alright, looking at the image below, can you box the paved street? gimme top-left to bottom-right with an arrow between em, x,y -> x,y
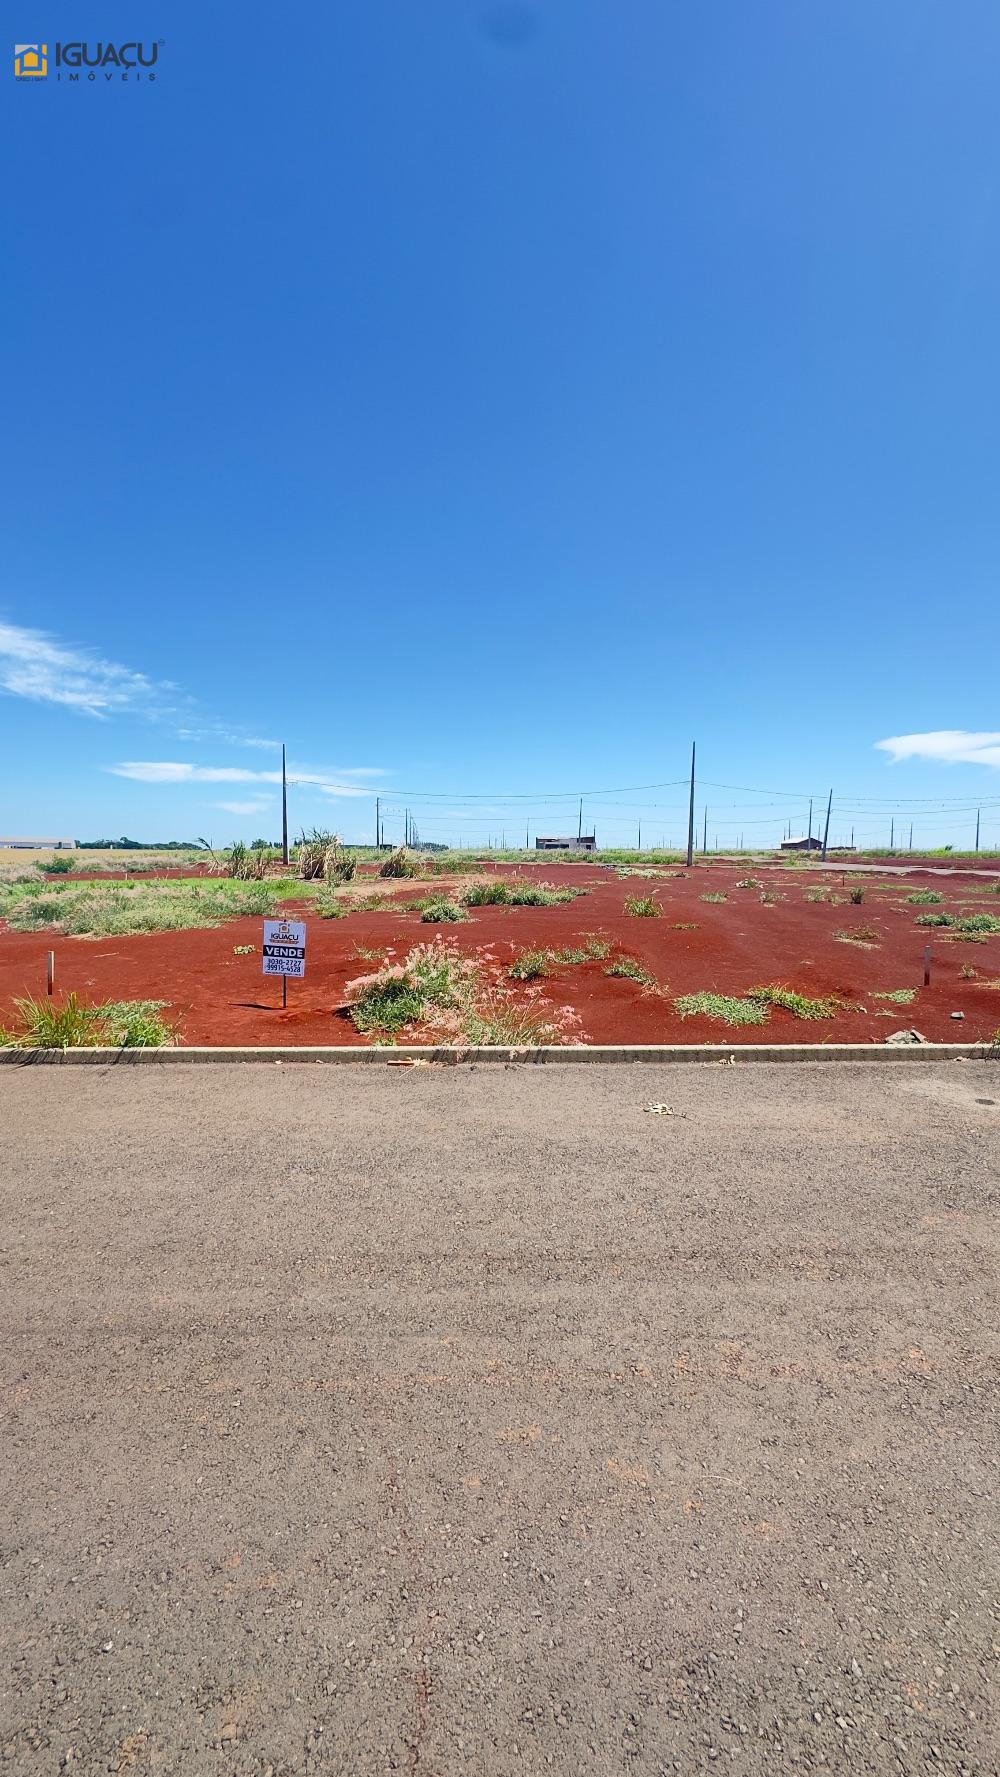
1,1062 -> 998,1775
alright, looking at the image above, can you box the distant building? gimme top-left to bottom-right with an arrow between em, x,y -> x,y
535,835 -> 596,852
780,835 -> 823,852
0,836 -> 76,850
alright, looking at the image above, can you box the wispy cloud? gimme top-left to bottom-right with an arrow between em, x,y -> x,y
0,620 -> 171,719
214,798 -> 274,816
109,760 -> 385,796
876,730 -> 1000,769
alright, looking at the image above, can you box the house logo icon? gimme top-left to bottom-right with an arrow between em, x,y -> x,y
14,42 -> 47,76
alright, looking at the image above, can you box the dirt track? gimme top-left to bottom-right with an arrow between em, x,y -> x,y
2,1061 -> 998,1775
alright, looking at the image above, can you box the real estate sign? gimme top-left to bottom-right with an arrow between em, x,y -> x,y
262,918 -> 306,980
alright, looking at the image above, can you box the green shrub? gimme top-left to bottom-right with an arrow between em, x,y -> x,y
420,900 -> 467,923
625,895 -> 659,918
849,887 -> 865,905
34,855 -> 75,875
907,890 -> 943,905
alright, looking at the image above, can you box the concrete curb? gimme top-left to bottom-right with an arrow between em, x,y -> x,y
0,1042 -> 996,1067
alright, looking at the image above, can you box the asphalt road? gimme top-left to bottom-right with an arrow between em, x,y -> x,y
2,1061 -> 998,1777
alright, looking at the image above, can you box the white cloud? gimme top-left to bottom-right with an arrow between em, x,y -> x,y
109,760 -> 384,795
0,620 -> 166,719
111,762 -> 277,784
876,730 -> 1000,769
214,798 -> 274,816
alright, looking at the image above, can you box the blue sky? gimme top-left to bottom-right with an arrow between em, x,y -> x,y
2,0 -> 999,849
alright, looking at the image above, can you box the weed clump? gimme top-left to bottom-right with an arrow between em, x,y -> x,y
420,900 -> 467,923
605,958 -> 656,986
0,994 -> 174,1049
625,895 -> 660,918
673,992 -> 769,1027
378,847 -> 420,879
748,984 -> 839,1020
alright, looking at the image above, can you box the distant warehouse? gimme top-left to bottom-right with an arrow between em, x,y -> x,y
0,837 -> 76,850
780,835 -> 823,852
535,835 -> 596,853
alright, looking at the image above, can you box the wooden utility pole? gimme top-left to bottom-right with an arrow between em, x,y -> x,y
821,788 -> 833,861
281,744 -> 289,866
807,797 -> 813,844
375,796 -> 380,849
686,742 -> 696,868
976,808 -> 981,852
890,817 -> 894,850
578,797 -> 583,839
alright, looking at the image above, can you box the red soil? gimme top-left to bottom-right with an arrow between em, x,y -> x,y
2,862 -> 999,1047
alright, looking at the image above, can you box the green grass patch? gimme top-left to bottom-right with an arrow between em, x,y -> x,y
345,940 -> 576,1046
0,878 -> 295,937
0,994 -> 174,1049
674,991 -> 769,1027
907,889 -> 943,904
459,878 -> 583,908
699,891 -> 728,904
872,987 -> 917,1005
915,911 -> 1000,934
833,924 -> 881,947
509,936 -> 610,979
605,957 -> 657,986
624,895 -> 660,917
748,984 -> 839,1020
509,948 -> 551,980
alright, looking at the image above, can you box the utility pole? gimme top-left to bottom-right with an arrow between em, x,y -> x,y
821,788 -> 833,861
890,817 -> 894,850
281,743 -> 289,866
976,808 -> 981,852
375,796 -> 380,850
638,820 -> 641,852
525,822 -> 529,850
686,742 -> 696,868
909,822 -> 913,850
703,807 -> 708,853
807,797 -> 813,845
578,797 -> 583,839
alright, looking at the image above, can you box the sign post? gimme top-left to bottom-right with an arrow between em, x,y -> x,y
262,917 -> 306,1009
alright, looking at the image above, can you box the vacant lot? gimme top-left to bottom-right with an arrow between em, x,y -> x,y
1,1061 -> 998,1774
2,860 -> 1000,1046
